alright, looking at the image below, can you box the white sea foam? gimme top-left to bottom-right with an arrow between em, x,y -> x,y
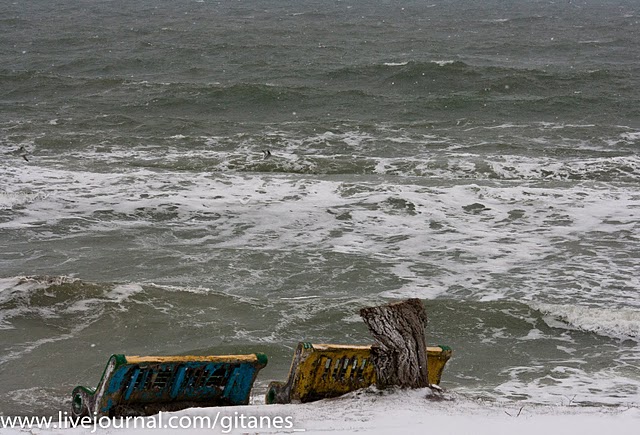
431,60 -> 456,66
0,276 -> 78,295
0,276 -> 77,330
0,277 -> 21,294
1,144 -> 639,315
481,18 -> 510,23
483,123 -> 530,129
493,364 -> 640,406
621,131 -> 640,142
0,190 -> 49,209
279,295 -> 322,300
578,39 -> 611,44
533,303 -> 640,342
105,283 -> 145,304
2,387 -> 65,412
0,331 -> 81,366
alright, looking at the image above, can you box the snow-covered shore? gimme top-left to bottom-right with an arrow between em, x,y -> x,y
2,389 -> 638,435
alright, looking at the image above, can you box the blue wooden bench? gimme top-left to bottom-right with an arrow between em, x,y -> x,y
71,353 -> 267,417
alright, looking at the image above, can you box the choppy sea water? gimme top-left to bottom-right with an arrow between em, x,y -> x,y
1,0 -> 639,417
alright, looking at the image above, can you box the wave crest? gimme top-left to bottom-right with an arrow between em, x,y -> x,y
534,303 -> 640,342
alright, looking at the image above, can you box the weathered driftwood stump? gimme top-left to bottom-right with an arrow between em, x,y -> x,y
359,298 -> 429,389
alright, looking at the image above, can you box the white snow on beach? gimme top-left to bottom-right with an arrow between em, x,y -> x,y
1,389 -> 638,435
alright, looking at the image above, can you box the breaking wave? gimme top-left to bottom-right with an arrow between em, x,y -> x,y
534,303 -> 640,342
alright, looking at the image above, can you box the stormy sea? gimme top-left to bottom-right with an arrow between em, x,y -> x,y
1,0 -> 638,417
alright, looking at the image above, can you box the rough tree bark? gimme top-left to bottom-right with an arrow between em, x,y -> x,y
359,298 -> 429,389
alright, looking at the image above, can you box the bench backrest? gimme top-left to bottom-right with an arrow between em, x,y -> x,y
266,343 -> 451,404
72,353 -> 267,417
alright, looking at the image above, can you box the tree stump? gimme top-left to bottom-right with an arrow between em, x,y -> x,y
359,298 -> 429,389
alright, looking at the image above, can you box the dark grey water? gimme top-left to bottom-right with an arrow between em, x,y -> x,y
1,0 -> 639,417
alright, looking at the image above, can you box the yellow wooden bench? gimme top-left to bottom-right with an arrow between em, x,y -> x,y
72,353 -> 267,417
265,343 -> 452,404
